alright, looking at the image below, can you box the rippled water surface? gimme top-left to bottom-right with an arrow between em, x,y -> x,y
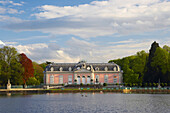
0,93 -> 169,113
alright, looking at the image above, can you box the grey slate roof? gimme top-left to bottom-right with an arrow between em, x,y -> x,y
45,62 -> 120,72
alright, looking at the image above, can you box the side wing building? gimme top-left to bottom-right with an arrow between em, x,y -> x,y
44,61 -> 123,85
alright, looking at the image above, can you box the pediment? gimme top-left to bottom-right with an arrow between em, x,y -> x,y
74,69 -> 91,72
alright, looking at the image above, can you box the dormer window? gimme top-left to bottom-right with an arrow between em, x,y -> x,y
95,67 -> 99,71
68,67 -> 72,71
87,66 -> 90,70
51,67 -> 54,71
104,67 -> 108,71
113,66 -> 118,71
59,67 -> 63,71
77,67 -> 80,70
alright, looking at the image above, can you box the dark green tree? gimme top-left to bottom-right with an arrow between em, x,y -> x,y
143,41 -> 160,83
151,47 -> 169,83
39,63 -> 47,70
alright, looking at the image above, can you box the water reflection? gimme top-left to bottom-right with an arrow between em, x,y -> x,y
0,93 -> 169,113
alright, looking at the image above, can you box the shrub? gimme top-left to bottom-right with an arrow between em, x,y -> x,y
156,83 -> 159,86
133,83 -> 136,86
153,83 -> 156,87
149,83 -> 152,87
139,83 -> 142,87
26,77 -> 40,85
116,83 -> 119,86
80,83 -> 83,86
129,83 -> 132,87
125,83 -> 128,86
161,83 -> 164,87
103,83 -> 107,86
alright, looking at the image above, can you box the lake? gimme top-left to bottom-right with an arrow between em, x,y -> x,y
0,93 -> 169,113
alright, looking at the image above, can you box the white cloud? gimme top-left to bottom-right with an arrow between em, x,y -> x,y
13,43 -> 80,63
0,15 -> 22,23
0,0 -> 24,6
0,6 -> 24,14
0,40 -> 5,45
3,0 -> 170,38
4,37 -> 169,63
4,41 -> 18,45
108,39 -> 135,44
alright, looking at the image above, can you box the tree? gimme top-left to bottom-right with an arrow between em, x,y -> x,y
26,77 -> 40,85
109,52 -> 147,84
33,62 -> 44,84
163,45 -> 170,53
151,47 -> 169,82
131,50 -> 148,83
39,63 -> 47,70
144,41 -> 160,83
20,53 -> 34,84
0,46 -> 24,85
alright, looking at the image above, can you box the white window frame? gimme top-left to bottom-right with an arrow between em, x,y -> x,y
50,75 -> 54,84
104,75 -> 108,83
59,75 -> 63,84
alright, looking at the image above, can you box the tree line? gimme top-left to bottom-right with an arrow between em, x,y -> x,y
109,41 -> 170,86
0,46 -> 47,86
0,41 -> 169,87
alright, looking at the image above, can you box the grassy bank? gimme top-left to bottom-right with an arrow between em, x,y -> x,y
0,88 -> 170,94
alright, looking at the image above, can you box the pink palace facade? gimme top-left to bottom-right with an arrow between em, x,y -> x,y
44,61 -> 123,85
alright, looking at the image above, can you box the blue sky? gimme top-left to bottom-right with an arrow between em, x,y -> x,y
0,0 -> 170,63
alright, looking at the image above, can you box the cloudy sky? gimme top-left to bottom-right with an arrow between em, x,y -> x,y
0,0 -> 170,63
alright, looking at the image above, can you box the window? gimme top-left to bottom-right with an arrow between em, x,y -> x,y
95,67 -> 99,71
113,75 -> 117,83
105,67 -> 108,71
104,75 -> 108,83
59,75 -> 63,84
59,67 -> 63,71
95,75 -> 99,83
113,66 -> 118,71
50,75 -> 54,84
51,67 -> 54,71
87,76 -> 90,84
68,75 -> 72,84
82,76 -> 86,84
68,67 -> 72,71
87,67 -> 90,70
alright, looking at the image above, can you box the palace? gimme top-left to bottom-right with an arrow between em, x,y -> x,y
44,61 -> 123,85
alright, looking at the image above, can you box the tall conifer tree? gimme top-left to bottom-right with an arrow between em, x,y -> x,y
144,41 -> 159,83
